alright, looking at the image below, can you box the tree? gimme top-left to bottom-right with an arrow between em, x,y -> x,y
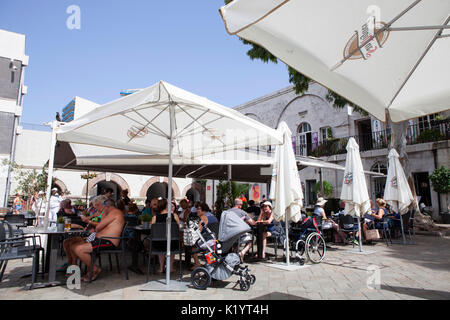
2,160 -> 54,209
224,0 -> 440,230
215,181 -> 250,216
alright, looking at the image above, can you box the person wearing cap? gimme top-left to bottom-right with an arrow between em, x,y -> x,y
315,197 -> 346,244
256,201 -> 275,260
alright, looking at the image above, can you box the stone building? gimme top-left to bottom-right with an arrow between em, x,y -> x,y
234,82 -> 449,220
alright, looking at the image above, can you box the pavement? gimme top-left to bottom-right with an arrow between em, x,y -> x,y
0,234 -> 449,300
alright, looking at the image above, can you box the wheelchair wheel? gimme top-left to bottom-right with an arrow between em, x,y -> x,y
191,267 -> 211,290
306,232 -> 326,263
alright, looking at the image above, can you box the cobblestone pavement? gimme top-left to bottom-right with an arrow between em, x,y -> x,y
0,234 -> 449,300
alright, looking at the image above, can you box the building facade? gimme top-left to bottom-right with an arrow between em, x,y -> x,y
0,29 -> 29,207
234,82 -> 449,220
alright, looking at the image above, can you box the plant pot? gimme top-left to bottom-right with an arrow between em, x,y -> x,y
57,223 -> 65,232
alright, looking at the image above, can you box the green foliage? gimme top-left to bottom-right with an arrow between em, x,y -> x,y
416,129 -> 445,144
429,166 -> 450,194
57,216 -> 65,224
139,214 -> 153,222
314,180 -> 333,197
73,199 -> 86,206
215,181 -> 250,214
2,160 -> 51,199
310,137 -> 348,157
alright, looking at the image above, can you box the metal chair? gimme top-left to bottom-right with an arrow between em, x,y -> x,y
88,223 -> 129,282
0,221 -> 43,290
338,215 -> 359,247
145,222 -> 182,282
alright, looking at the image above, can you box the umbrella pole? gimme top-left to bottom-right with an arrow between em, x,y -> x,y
357,215 -> 363,252
44,121 -> 57,229
398,206 -> 406,245
285,211 -> 290,265
165,103 -> 175,286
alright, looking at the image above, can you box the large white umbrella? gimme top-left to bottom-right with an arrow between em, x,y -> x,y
220,0 -> 450,122
52,80 -> 283,290
340,137 -> 371,252
269,121 -> 303,267
384,148 -> 414,243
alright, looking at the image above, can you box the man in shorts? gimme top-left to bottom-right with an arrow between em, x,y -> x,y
71,196 -> 124,282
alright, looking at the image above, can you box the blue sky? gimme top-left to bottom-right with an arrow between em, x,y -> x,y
0,0 -> 290,124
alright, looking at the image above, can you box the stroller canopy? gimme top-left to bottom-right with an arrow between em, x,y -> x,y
218,210 -> 251,242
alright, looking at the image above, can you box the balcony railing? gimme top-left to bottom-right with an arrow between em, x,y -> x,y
293,118 -> 449,157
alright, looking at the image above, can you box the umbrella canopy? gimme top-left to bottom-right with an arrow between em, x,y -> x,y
269,121 -> 303,223
340,137 -> 371,217
220,0 -> 450,122
56,80 -> 283,155
384,148 -> 414,215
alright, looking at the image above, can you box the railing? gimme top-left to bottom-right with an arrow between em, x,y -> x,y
293,118 -> 449,157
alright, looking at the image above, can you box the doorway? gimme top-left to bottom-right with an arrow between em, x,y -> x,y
413,172 -> 432,207
357,119 -> 373,151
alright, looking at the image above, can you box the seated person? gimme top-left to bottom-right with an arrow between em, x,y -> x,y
229,198 -> 256,261
141,199 -> 153,218
151,198 -> 181,273
363,198 -> 387,243
255,201 -> 275,260
69,197 -> 124,282
314,197 -> 346,243
246,200 -> 260,220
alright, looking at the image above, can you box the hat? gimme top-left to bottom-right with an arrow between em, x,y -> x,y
51,187 -> 58,192
262,201 -> 272,208
38,191 -> 45,195
316,197 -> 328,206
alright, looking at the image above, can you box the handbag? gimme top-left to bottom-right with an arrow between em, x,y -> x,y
365,229 -> 380,241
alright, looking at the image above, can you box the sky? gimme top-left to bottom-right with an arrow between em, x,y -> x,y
0,0 -> 291,125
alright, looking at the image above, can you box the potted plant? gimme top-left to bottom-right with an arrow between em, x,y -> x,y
140,214 -> 152,229
56,216 -> 65,232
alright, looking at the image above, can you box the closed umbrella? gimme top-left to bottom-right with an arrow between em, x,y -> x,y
384,148 -> 414,244
220,0 -> 450,122
340,138 -> 371,252
269,121 -> 304,267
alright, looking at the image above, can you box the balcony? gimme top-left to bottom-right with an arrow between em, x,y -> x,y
292,118 -> 449,157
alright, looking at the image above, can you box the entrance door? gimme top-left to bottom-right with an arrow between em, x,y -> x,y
413,172 -> 432,206
306,180 -> 317,206
357,119 -> 373,151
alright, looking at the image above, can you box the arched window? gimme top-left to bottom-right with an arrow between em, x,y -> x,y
371,162 -> 387,199
296,122 -> 312,156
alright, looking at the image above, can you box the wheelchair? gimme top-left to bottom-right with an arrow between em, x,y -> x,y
283,216 -> 326,265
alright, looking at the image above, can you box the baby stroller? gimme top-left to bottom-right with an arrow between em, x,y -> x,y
190,210 -> 256,291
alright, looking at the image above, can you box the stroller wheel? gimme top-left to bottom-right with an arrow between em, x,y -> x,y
239,279 -> 250,291
246,274 -> 256,285
191,267 -> 211,290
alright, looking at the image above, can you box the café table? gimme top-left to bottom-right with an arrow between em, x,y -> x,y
22,226 -> 87,289
128,225 -> 152,275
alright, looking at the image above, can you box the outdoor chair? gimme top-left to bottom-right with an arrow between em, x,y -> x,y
372,215 -> 393,246
4,214 -> 26,237
338,215 -> 359,247
145,222 -> 182,282
88,223 -> 129,282
0,221 -> 44,290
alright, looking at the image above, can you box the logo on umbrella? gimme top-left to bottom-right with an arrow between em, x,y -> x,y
391,177 -> 398,188
343,20 -> 390,60
127,126 -> 149,139
344,173 -> 353,185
